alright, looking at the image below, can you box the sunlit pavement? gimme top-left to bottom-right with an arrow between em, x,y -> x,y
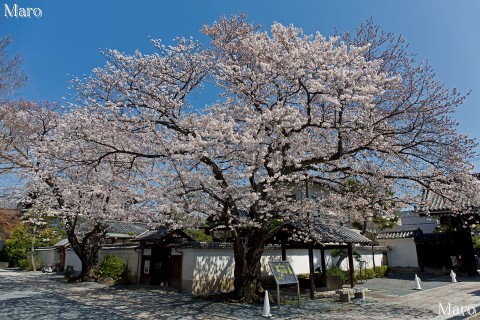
0,269 -> 479,319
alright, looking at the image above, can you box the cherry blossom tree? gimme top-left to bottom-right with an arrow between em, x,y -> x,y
60,16 -> 478,301
0,37 -> 145,279
1,103 -> 101,277
0,36 -> 26,102
23,164 -> 140,278
0,35 -> 28,198
0,100 -> 145,279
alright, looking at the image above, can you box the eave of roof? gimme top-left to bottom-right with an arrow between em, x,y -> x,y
276,221 -> 371,246
376,229 -> 422,239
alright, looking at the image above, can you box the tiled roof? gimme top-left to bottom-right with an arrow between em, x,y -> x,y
106,221 -> 149,236
376,229 -> 422,239
180,242 -> 285,250
101,243 -> 140,250
53,238 -> 69,247
355,245 -> 389,252
415,232 -> 456,245
421,187 -> 479,214
312,223 -> 371,244
135,227 -> 194,243
135,227 -> 171,241
287,220 -> 371,245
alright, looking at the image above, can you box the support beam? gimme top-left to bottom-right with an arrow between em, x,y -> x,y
320,247 -> 326,278
347,243 -> 355,288
308,243 -> 315,299
281,237 -> 287,261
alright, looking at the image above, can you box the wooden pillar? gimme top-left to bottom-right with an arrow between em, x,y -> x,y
320,247 -> 326,277
281,237 -> 287,261
308,243 -> 315,299
347,243 -> 355,288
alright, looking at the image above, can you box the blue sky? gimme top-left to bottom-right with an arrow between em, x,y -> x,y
2,0 -> 480,164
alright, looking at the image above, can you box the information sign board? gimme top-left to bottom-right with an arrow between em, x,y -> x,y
269,261 -> 298,285
268,261 -> 300,308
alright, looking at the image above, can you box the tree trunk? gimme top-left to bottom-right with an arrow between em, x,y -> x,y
30,225 -> 37,271
232,228 -> 266,302
335,250 -> 347,268
371,244 -> 376,269
66,219 -> 106,281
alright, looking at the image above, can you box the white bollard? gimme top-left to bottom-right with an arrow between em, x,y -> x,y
450,270 -> 457,283
262,290 -> 272,318
414,274 -> 422,290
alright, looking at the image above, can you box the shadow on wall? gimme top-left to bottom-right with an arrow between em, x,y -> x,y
192,255 -> 234,293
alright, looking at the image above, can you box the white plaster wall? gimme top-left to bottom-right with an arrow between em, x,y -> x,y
64,248 -> 140,281
36,249 -> 55,267
180,248 -> 235,293
320,249 -> 384,271
64,248 -> 82,272
181,248 -> 234,282
182,247 -> 328,282
261,249 -> 323,275
358,249 -> 384,269
181,248 -> 326,292
378,238 -> 418,268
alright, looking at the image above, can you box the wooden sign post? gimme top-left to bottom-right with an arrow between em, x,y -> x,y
268,261 -> 301,308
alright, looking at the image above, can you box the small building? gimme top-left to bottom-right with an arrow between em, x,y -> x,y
376,229 -> 423,272
36,238 -> 69,270
135,220 -> 374,293
36,220 -> 149,280
39,219 -> 380,294
376,209 -> 478,275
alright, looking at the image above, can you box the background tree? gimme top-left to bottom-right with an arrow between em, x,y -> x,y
0,36 -> 28,203
0,36 -> 26,102
4,219 -> 64,270
23,162 -> 142,279
4,225 -> 30,268
35,16 -> 480,301
0,37 -> 142,279
20,197 -> 66,271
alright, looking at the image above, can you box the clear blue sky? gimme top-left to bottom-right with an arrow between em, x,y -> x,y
2,0 -> 480,163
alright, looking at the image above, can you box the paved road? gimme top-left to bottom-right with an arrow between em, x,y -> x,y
0,269 -> 479,319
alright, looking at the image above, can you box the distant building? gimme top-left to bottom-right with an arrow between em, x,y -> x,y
377,209 -> 478,275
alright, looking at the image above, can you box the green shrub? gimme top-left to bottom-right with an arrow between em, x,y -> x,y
355,266 -> 390,280
5,226 -> 30,266
374,266 -> 389,277
16,256 -> 41,271
184,228 -> 213,243
17,258 -> 31,270
99,254 -> 126,280
326,266 -> 349,284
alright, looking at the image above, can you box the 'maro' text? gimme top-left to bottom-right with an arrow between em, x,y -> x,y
5,4 -> 43,18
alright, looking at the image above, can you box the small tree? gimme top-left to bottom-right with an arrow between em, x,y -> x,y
4,226 -> 30,268
22,208 -> 65,271
330,248 -> 361,268
4,217 -> 64,270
